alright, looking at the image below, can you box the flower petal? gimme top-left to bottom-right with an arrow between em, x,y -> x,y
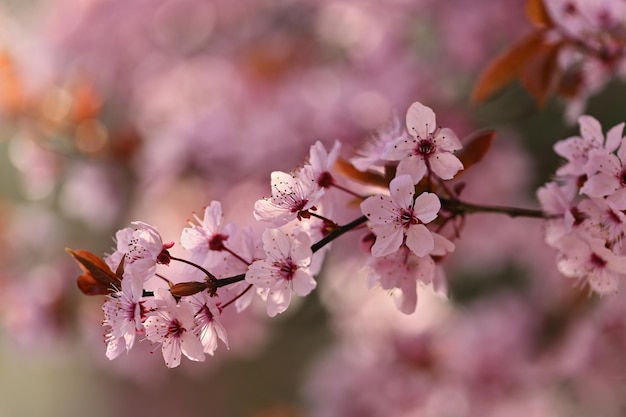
406,101 -> 436,138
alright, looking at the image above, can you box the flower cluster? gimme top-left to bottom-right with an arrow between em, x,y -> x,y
70,101 -> 471,367
538,115 -> 626,294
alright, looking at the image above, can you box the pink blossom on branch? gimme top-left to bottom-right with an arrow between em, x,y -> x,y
360,174 -> 441,258
383,101 -> 464,184
245,229 -> 315,317
106,221 -> 174,280
102,269 -> 146,360
143,288 -> 205,368
253,168 -> 325,227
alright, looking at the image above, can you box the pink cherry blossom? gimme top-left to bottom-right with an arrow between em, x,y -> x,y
143,288 -> 205,368
106,221 -> 174,280
351,115 -> 404,172
383,101 -> 463,183
553,116 -> 622,180
187,292 -> 229,356
180,201 -> 236,270
306,140 -> 341,189
365,233 -> 453,314
253,168 -> 325,227
245,229 -> 315,317
556,234 -> 626,295
581,133 -> 626,209
102,270 -> 146,360
360,175 -> 441,258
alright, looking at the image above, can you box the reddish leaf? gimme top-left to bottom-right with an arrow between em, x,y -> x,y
471,30 -> 547,103
519,40 -> 563,107
66,248 -> 121,296
526,0 -> 553,28
335,157 -> 389,189
70,80 -> 102,123
170,281 -> 210,297
455,130 -> 497,176
0,50 -> 25,114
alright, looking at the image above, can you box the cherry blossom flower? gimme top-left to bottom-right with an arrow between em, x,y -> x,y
537,181 -> 581,246
102,270 -> 146,360
556,234 -> 626,295
187,292 -> 228,356
306,140 -> 341,189
351,115 -> 404,171
143,288 -> 205,368
581,132 -> 626,209
245,229 -> 315,317
383,101 -> 463,184
360,175 -> 441,258
253,168 -> 325,227
365,232 -> 454,314
106,221 -> 174,280
180,201 -> 237,270
553,116 -> 622,182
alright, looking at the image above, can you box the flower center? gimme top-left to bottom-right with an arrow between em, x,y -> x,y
399,208 -> 417,228
209,233 -> 228,251
415,139 -> 435,156
317,171 -> 334,188
589,253 -> 607,269
167,318 -> 186,338
275,258 -> 298,280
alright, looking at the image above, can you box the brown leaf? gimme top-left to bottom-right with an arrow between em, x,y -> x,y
335,157 -> 389,189
471,30 -> 547,103
526,0 -> 553,28
170,281 -> 210,297
66,248 -> 121,295
456,130 -> 497,175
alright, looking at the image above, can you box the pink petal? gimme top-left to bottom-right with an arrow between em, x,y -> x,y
578,115 -> 603,145
581,173 -> 619,197
606,122 -> 625,153
291,269 -> 317,296
405,224 -> 434,257
429,152 -> 464,180
389,175 -> 415,210
396,156 -> 427,184
370,225 -> 403,257
412,192 -> 440,224
180,333 -> 206,363
162,337 -> 183,368
435,127 -> 462,151
406,101 -> 436,138
266,284 -> 291,317
361,194 -> 397,224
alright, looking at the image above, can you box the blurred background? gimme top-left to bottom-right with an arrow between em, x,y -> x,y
3,0 -> 626,416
